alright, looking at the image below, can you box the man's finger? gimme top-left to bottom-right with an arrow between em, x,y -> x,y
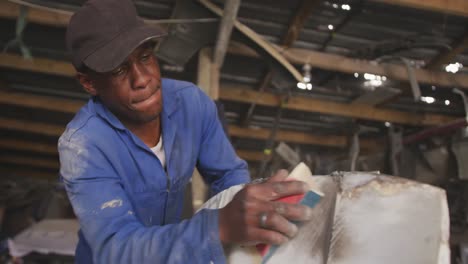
267,169 -> 289,183
246,180 -> 308,201
255,212 -> 298,238
245,227 -> 289,246
273,202 -> 313,222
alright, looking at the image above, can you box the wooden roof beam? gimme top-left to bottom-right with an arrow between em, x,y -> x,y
0,53 -> 75,77
0,117 -> 64,137
2,2 -> 468,89
227,44 -> 468,90
0,66 -> 459,127
0,136 -> 267,164
0,1 -> 71,27
0,90 -> 83,113
0,167 -> 57,180
227,43 -> 468,90
236,150 -> 268,162
241,0 -> 319,127
427,30 -> 468,70
281,0 -> 320,47
0,138 -> 57,155
220,85 -> 458,126
370,0 -> 468,17
0,90 -> 386,149
0,155 -> 59,170
0,133 -> 267,163
229,125 -> 380,150
212,0 -> 241,67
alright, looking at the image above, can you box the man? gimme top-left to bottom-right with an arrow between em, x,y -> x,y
58,0 -> 313,263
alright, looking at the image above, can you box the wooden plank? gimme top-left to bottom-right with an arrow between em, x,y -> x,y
0,167 -> 57,180
227,43 -> 468,90
0,1 -> 71,27
0,155 -> 59,170
3,22 -> 466,92
0,117 -> 64,137
220,86 -> 457,126
198,0 -> 303,82
0,53 -> 75,77
196,47 -> 220,100
0,90 -> 83,114
197,48 -> 213,95
1,82 -> 459,128
229,125 -> 380,150
0,139 -> 57,155
236,150 -> 268,162
241,0 -> 319,126
352,87 -> 401,106
3,1 -> 467,89
0,135 -> 264,173
427,32 -> 468,70
278,46 -> 468,90
371,0 -> 468,17
213,0 -> 241,66
0,90 -> 381,149
282,0 -> 320,46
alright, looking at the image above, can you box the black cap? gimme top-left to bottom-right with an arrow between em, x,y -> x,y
66,0 -> 167,73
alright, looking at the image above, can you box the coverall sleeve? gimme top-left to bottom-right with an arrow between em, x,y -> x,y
59,136 -> 225,264
195,89 -> 251,195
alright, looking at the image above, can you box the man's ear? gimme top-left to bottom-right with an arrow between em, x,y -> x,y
77,72 -> 98,96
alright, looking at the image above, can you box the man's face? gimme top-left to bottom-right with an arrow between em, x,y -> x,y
87,42 -> 162,126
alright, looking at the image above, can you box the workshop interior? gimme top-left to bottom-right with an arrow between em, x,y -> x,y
0,0 -> 467,263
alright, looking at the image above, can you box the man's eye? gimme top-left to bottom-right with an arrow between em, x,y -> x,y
112,66 -> 126,76
141,54 -> 151,62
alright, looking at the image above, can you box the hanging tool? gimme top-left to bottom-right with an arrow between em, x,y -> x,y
453,88 -> 468,137
257,96 -> 288,178
389,125 -> 403,176
349,126 -> 360,171
3,5 -> 32,59
377,56 -> 421,102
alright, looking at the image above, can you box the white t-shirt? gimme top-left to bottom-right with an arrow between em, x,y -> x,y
150,135 -> 166,168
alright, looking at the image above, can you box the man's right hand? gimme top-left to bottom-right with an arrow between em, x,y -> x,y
218,169 -> 313,246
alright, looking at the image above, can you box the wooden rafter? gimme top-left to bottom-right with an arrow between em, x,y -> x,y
0,167 -> 57,180
0,1 -> 71,27
281,0 -> 320,47
290,46 -> 468,89
229,125 -> 380,150
0,155 -> 59,170
227,44 -> 468,90
213,0 -> 241,67
3,0 -> 466,28
0,53 -> 75,77
427,31 -> 468,70
2,1 -> 467,89
199,0 -> 303,82
370,0 -> 468,17
0,134 -> 268,163
0,117 -> 64,137
0,55 -> 460,126
241,0 -> 319,127
0,90 -> 82,113
0,90 -> 382,149
236,150 -> 267,162
0,139 -> 57,155
220,85 -> 458,126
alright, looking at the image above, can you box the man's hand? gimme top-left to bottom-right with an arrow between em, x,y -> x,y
218,169 -> 313,246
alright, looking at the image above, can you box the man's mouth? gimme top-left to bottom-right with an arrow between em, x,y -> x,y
130,87 -> 161,110
132,89 -> 156,104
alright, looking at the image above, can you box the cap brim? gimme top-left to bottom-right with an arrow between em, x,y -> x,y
83,22 -> 167,73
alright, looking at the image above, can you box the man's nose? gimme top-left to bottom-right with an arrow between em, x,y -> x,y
130,63 -> 151,89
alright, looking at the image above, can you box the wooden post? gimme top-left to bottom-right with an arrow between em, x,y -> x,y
190,47 -> 221,212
